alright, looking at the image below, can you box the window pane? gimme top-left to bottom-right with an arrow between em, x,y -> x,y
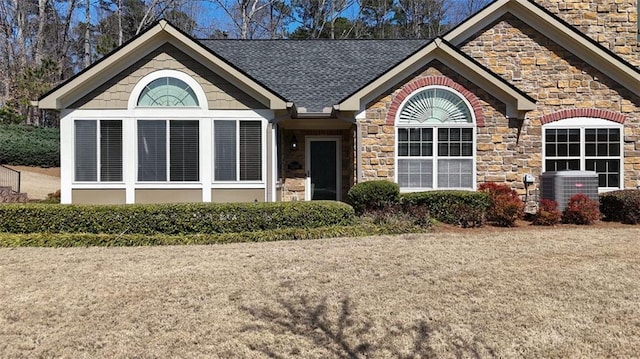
397,159 -> 432,188
100,120 -> 122,182
546,159 -> 580,171
398,128 -> 408,141
138,121 -> 166,181
214,121 -> 236,181
398,143 -> 408,156
170,120 -> 199,181
438,159 -> 473,188
75,120 -> 97,181
545,143 -> 556,157
240,121 -> 262,181
568,143 -> 580,156
586,159 -> 620,187
410,143 -> 421,156
138,77 -> 198,106
585,143 -> 596,156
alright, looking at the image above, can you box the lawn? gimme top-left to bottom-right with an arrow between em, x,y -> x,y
1,226 -> 639,358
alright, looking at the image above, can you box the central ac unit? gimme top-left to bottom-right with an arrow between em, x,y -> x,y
540,171 -> 599,211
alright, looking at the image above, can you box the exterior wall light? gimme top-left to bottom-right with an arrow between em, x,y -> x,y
290,135 -> 298,150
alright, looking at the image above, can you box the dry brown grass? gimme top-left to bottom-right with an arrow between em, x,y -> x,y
1,227 -> 639,358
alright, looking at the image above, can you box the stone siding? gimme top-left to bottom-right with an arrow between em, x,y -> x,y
462,13 -> 640,189
360,12 -> 640,195
536,0 -> 639,66
72,43 -> 265,110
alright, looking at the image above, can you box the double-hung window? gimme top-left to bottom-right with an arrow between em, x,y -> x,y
75,120 -> 122,182
544,118 -> 622,189
137,120 -> 199,182
214,120 -> 262,182
396,87 -> 475,190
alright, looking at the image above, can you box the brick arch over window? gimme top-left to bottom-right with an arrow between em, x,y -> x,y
541,109 -> 626,125
385,76 -> 485,126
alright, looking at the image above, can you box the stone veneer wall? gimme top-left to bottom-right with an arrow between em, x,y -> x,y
360,12 -> 640,194
536,0 -> 639,66
279,128 -> 354,201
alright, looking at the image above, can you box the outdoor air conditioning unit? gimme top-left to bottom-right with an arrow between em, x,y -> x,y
540,171 -> 599,211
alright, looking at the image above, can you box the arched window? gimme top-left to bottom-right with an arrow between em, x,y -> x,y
137,77 -> 199,107
396,86 -> 475,190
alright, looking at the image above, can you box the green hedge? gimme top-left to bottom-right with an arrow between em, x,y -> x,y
347,180 -> 400,214
600,190 -> 640,224
0,201 -> 355,234
401,190 -> 490,227
0,223 -> 424,247
0,124 -> 60,167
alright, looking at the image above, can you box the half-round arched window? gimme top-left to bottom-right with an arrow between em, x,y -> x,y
396,86 -> 475,190
137,77 -> 199,107
398,87 -> 472,124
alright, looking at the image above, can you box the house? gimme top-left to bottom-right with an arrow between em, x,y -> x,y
37,0 -> 640,205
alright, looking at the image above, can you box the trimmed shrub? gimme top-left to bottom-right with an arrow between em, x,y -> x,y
0,124 -> 60,167
362,203 -> 432,231
401,190 -> 489,227
600,189 -> 640,224
0,201 -> 355,234
0,223 -> 425,248
562,193 -> 601,225
478,182 -> 524,227
532,199 -> 562,226
347,180 -> 400,214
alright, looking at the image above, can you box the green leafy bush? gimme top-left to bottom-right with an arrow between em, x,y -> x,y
401,190 -> 490,227
347,180 -> 400,214
600,190 -> 640,224
0,201 -> 354,234
0,223 -> 424,247
0,124 -> 60,167
532,199 -> 562,226
562,194 -> 601,225
478,182 -> 524,227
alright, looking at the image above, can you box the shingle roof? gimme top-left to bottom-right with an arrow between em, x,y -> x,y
200,39 -> 429,112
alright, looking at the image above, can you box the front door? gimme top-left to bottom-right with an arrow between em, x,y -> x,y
306,137 -> 341,201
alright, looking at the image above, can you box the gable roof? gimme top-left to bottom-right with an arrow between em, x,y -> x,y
443,0 -> 640,94
37,20 -> 288,110
337,38 -> 537,118
201,39 -> 428,113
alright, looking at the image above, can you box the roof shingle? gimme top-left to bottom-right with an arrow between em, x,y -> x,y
200,39 -> 429,112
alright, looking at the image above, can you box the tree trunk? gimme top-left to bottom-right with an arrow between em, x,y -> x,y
84,0 -> 91,68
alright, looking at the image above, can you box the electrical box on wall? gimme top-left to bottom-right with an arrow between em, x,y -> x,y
523,174 -> 535,184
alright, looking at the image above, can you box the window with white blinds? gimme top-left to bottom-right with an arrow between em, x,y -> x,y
75,120 -> 122,182
100,121 -> 123,181
240,121 -> 262,181
214,120 -> 262,182
138,120 -> 167,181
138,120 -> 200,182
170,120 -> 199,181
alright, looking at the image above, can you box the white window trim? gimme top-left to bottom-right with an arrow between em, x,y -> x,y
212,119 -> 267,186
543,117 -> 624,192
394,85 -> 477,192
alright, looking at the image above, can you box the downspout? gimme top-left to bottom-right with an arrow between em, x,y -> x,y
355,111 -> 365,183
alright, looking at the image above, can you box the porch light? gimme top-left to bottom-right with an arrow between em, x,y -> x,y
290,135 -> 298,150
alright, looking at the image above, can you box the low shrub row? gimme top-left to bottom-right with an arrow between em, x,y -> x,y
0,124 -> 60,167
0,223 -> 424,247
600,189 -> 640,224
401,190 -> 490,227
0,201 -> 354,234
346,180 -> 400,214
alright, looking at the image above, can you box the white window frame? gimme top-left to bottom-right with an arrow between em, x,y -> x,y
394,85 -> 477,192
543,117 -> 624,192
212,119 -> 267,188
73,119 -> 123,184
